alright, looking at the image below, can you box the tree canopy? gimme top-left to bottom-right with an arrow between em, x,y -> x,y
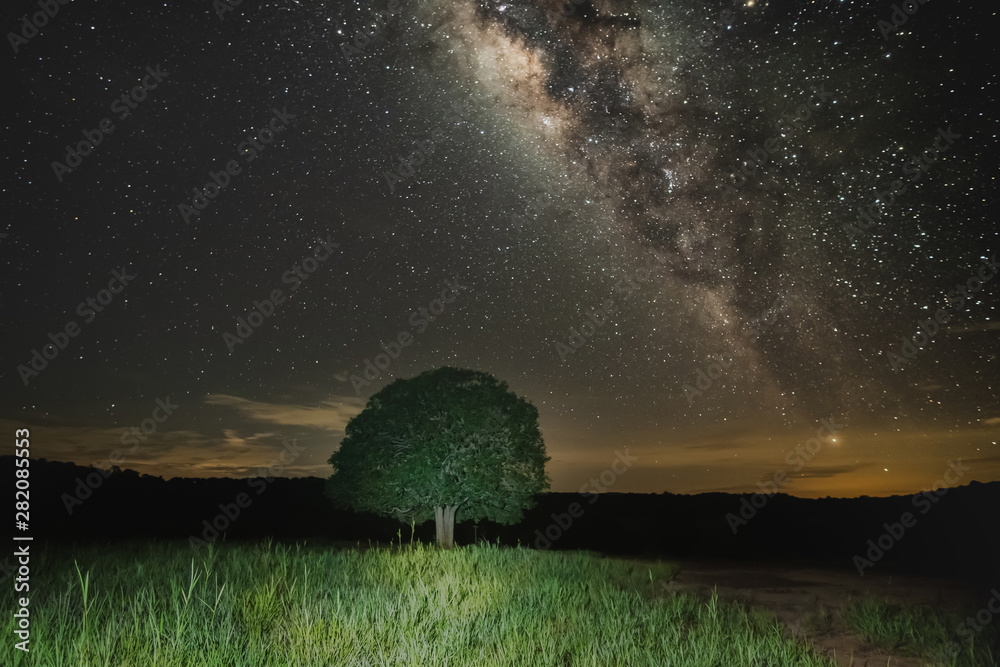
325,367 -> 550,547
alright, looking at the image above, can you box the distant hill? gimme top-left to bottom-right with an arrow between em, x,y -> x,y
5,456 -> 997,582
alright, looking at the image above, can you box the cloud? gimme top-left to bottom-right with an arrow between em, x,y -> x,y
698,482 -> 771,494
0,411 -> 334,481
960,454 -> 1000,466
0,417 -> 211,470
980,417 -> 1000,426
789,463 -> 871,480
681,440 -> 750,452
695,463 -> 873,495
204,394 -> 364,432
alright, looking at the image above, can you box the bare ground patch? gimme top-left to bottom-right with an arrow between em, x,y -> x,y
657,560 -> 983,666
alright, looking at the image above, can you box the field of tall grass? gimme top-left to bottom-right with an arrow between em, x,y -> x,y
7,538 -> 993,666
3,539 -> 847,666
843,596 -> 998,666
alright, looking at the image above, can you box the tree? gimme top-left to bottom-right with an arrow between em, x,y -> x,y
325,367 -> 550,548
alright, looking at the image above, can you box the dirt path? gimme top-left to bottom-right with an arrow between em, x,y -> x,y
661,560 -> 982,666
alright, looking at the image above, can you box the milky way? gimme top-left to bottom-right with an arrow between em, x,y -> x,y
398,0 -> 890,420
4,0 -> 996,495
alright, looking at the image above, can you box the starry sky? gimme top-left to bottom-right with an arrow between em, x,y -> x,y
3,0 -> 998,498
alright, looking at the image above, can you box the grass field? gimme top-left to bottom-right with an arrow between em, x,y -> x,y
1,539 -> 991,666
843,596 -> 998,666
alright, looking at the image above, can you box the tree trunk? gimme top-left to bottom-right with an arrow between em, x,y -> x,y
434,505 -> 458,549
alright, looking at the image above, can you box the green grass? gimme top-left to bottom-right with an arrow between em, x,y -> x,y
2,539 -> 839,666
842,596 -> 999,666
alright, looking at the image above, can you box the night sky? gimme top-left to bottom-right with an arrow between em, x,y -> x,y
3,0 -> 998,498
